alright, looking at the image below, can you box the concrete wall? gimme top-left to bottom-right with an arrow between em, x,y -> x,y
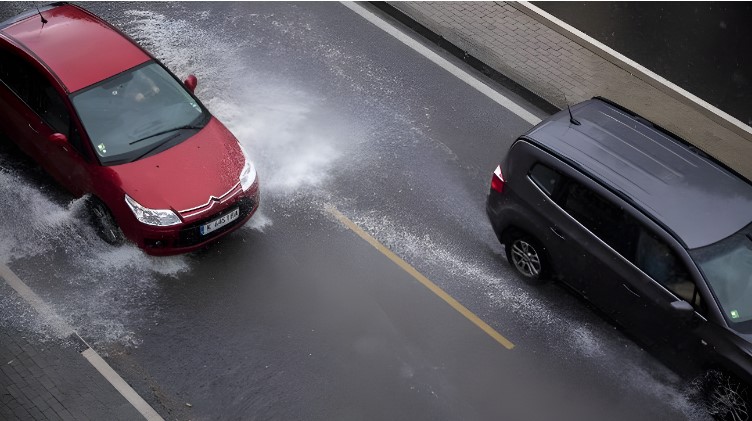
391,1 -> 752,181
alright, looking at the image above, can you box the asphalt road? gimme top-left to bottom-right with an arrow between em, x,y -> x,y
0,2 -> 712,420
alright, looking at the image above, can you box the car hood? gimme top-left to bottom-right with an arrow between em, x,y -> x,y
110,117 -> 245,213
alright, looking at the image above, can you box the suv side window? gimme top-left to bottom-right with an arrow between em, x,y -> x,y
529,163 -> 561,196
560,180 -> 636,257
635,228 -> 702,308
0,48 -> 70,135
560,179 -> 703,311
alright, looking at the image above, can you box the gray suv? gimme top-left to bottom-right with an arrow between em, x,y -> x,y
486,98 -> 752,401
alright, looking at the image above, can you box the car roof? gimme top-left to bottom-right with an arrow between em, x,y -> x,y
0,3 -> 149,93
525,98 -> 752,250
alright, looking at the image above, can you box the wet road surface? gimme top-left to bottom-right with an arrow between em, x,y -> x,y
0,2 -> 711,419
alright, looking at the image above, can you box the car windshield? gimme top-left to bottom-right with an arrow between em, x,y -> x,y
71,61 -> 207,164
691,224 -> 752,330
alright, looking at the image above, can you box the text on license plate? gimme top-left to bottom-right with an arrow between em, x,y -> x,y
200,208 -> 240,236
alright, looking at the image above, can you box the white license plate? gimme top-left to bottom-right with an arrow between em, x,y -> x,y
200,208 -> 240,236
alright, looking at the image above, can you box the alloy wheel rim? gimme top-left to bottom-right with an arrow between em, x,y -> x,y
511,240 -> 541,278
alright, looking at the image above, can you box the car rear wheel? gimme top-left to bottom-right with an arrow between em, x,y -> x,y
88,197 -> 124,245
505,234 -> 549,282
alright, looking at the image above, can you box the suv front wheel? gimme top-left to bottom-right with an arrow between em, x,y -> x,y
505,234 -> 549,283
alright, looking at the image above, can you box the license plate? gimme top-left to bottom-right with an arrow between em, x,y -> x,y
200,208 -> 240,236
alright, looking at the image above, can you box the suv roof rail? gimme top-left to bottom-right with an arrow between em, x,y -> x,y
593,96 -> 751,186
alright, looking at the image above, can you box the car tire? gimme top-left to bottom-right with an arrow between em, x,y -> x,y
505,234 -> 549,283
87,197 -> 124,245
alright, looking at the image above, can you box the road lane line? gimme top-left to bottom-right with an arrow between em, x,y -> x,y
0,263 -> 164,421
0,263 -> 74,338
326,205 -> 515,350
82,348 -> 163,421
340,1 -> 542,126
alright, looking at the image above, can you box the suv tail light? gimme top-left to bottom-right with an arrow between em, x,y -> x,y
491,165 -> 505,193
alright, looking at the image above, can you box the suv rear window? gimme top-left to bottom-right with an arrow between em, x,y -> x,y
529,163 -> 561,196
561,181 -> 635,257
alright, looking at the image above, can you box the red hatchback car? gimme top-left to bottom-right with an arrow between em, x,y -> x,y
0,3 -> 260,255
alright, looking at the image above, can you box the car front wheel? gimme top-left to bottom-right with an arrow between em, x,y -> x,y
505,234 -> 549,282
87,197 -> 124,245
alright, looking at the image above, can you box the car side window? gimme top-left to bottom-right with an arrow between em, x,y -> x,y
529,163 -> 561,196
0,49 -> 70,135
634,228 -> 701,308
560,180 -> 636,257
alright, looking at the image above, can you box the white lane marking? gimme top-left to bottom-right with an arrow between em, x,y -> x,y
0,264 -> 74,338
82,349 -> 164,421
0,263 -> 164,421
340,2 -> 543,126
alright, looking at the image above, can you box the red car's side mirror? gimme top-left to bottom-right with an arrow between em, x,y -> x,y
49,133 -> 68,145
184,74 -> 198,93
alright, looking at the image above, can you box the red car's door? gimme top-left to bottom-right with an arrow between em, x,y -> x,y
0,47 -> 43,158
0,43 -> 91,196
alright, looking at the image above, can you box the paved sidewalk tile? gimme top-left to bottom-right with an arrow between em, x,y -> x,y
0,328 -> 143,421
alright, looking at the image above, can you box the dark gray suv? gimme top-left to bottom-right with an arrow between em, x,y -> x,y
486,98 -> 752,401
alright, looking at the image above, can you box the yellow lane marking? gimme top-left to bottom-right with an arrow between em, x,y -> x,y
326,205 -> 515,350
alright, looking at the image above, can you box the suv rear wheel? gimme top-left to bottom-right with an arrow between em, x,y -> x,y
505,234 -> 549,282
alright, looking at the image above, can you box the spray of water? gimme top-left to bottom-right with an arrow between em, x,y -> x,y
1,8 -> 354,346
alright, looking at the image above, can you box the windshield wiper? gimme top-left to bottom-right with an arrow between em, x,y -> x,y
128,124 -> 204,146
131,133 -> 181,162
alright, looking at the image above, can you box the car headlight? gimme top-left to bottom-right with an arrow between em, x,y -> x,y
239,144 -> 257,191
124,194 -> 181,226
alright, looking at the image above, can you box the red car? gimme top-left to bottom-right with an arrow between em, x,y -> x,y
0,3 -> 260,255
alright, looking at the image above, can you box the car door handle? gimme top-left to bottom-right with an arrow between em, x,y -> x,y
28,123 -> 39,134
550,226 -> 565,240
622,283 -> 641,298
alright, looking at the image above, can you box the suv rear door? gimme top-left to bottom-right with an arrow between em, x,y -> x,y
539,159 -> 642,322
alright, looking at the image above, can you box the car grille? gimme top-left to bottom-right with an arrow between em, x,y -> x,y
175,197 -> 255,247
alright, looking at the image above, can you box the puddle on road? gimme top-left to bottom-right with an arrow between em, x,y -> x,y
117,8 -> 708,417
0,5 -> 711,418
0,165 -> 190,346
343,210 -> 707,419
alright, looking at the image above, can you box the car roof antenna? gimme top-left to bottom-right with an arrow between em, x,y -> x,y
36,5 -> 48,26
562,92 -> 581,126
567,103 -> 581,126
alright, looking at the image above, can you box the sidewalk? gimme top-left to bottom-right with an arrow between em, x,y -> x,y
383,1 -> 752,181
0,328 -> 143,421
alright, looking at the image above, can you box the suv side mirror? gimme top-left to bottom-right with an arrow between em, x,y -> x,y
184,74 -> 197,93
669,299 -> 694,321
49,133 -> 68,145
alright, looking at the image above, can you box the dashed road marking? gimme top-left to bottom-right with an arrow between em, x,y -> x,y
340,1 -> 542,126
0,263 -> 164,421
326,205 -> 515,350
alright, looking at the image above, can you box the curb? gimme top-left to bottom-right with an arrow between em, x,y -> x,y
368,1 -> 558,116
